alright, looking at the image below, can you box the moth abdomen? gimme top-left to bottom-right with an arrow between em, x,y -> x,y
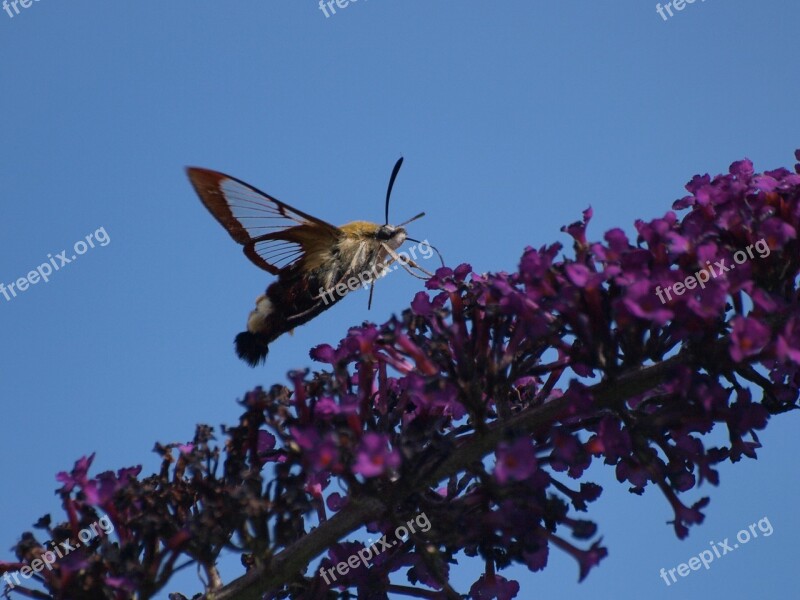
236,266 -> 341,367
235,331 -> 271,367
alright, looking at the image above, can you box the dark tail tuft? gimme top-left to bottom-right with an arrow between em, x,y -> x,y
235,331 -> 270,367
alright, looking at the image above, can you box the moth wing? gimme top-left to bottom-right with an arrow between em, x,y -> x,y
244,234 -> 313,275
187,167 -> 341,274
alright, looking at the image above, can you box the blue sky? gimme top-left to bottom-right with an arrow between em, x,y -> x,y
1,1 -> 798,598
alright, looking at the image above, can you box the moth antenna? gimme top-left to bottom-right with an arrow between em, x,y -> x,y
406,237 -> 446,268
397,212 -> 425,228
385,157 -> 404,225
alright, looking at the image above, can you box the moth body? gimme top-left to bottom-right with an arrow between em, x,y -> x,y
186,161 -> 429,367
236,221 -> 407,365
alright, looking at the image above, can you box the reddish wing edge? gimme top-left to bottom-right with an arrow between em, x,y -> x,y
186,167 -> 340,274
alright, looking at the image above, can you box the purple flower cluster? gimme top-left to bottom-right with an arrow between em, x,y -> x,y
3,151 -> 800,600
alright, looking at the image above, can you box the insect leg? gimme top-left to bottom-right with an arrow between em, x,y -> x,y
381,244 -> 435,279
367,279 -> 376,310
365,256 -> 398,310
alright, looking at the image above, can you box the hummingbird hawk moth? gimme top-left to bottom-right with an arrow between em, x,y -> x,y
186,158 -> 439,366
